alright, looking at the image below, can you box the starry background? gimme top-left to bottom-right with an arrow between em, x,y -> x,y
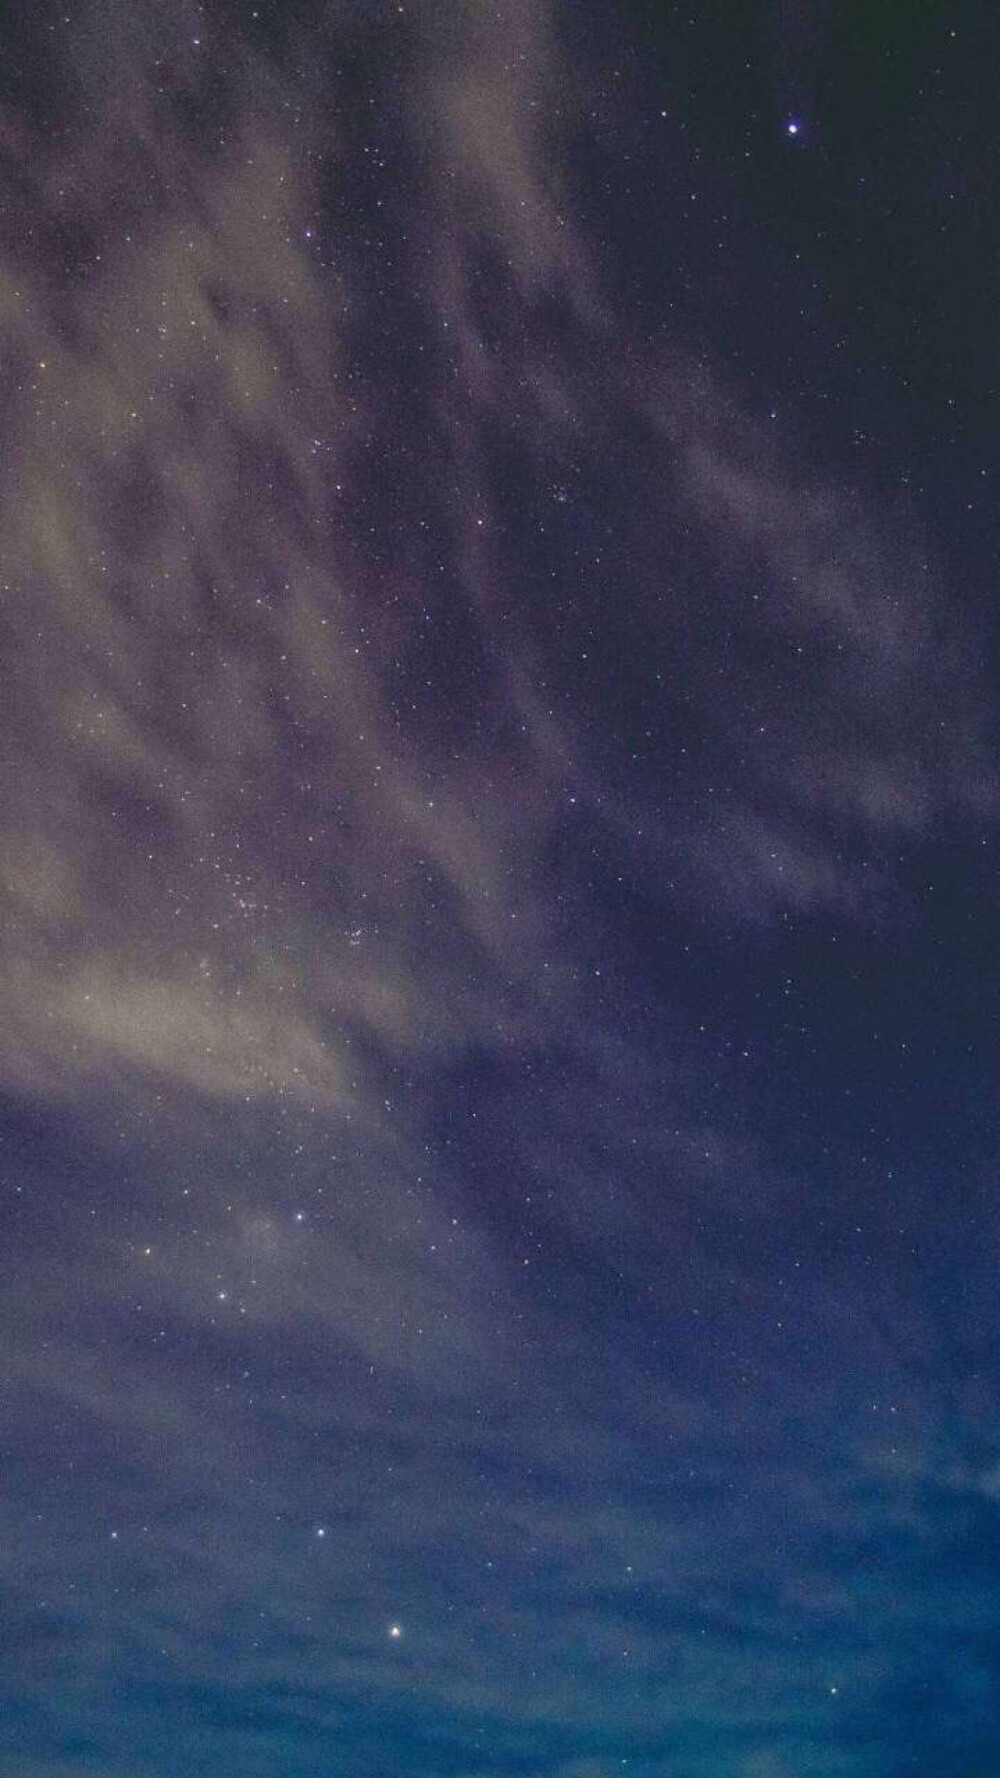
2,3 -> 1000,1775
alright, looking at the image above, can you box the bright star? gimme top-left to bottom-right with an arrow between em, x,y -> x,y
388,1623 -> 403,1639
786,120 -> 800,136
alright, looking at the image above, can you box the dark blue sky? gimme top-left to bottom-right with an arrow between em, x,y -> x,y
3,3 -> 1000,1775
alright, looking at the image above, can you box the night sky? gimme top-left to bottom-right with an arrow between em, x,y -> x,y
3,3 -> 1000,1775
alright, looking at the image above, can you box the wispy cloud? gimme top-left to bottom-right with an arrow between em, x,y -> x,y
2,4 -> 998,1776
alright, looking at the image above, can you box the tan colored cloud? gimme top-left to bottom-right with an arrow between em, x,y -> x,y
2,0 -> 995,1133
0,8 -> 568,1114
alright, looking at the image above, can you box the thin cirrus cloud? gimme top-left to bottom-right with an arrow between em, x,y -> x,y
1,0 -> 990,1112
1,5 -> 997,1778
1,29 -> 552,1113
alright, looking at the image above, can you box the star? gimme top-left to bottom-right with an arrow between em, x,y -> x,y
388,1623 -> 403,1639
786,120 -> 801,137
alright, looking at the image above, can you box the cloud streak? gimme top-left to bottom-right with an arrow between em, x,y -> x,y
2,4 -> 999,1776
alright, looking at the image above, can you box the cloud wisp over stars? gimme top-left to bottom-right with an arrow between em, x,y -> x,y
3,3 -> 1000,1776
